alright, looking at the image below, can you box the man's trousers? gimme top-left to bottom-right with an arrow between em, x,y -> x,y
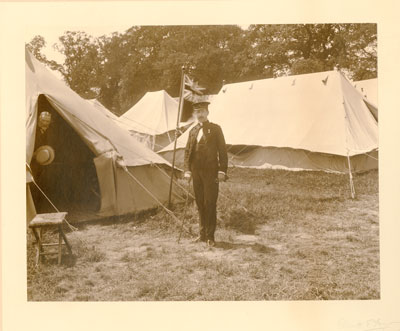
192,169 -> 219,241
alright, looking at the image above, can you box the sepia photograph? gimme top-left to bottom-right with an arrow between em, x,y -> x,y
1,1 -> 399,330
24,22 -> 379,302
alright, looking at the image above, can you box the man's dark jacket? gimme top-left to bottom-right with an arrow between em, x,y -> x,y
184,121 -> 228,175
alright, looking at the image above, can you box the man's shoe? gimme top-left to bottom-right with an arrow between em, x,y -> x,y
207,240 -> 215,247
193,236 -> 206,243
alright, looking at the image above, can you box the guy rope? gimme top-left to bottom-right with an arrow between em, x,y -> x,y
26,163 -> 78,232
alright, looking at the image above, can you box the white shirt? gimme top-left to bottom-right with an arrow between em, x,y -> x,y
196,125 -> 204,142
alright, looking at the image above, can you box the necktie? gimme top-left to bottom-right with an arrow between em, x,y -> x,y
196,124 -> 203,142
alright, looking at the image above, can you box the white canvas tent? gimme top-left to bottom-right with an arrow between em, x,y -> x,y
354,78 -> 377,106
159,70 -> 378,173
86,98 -> 132,131
26,50 -> 183,221
353,78 -> 378,120
119,90 -> 186,151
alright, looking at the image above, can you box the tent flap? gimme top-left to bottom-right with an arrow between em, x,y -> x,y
94,152 -> 118,216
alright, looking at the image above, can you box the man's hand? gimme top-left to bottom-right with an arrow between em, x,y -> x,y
184,171 -> 192,181
218,171 -> 227,182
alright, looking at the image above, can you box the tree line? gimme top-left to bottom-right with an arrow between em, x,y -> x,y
27,24 -> 377,115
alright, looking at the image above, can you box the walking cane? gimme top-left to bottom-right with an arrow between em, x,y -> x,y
177,179 -> 192,243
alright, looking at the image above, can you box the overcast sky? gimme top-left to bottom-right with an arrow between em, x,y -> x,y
26,24 -> 133,63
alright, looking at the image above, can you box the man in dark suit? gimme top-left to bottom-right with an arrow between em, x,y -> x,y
184,100 -> 228,247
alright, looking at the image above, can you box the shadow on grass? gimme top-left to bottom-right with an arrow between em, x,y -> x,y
34,253 -> 78,268
220,209 -> 260,235
216,241 -> 276,254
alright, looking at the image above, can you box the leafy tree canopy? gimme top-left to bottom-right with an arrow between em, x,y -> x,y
27,24 -> 377,114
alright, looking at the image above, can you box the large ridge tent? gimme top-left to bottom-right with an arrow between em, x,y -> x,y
159,70 -> 378,173
119,90 -> 188,152
26,50 -> 183,222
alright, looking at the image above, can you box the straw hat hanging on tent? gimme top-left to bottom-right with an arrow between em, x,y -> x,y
34,145 -> 55,166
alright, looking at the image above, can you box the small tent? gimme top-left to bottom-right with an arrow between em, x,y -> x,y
26,50 -> 183,221
119,90 -> 192,151
159,70 -> 378,173
119,90 -> 187,151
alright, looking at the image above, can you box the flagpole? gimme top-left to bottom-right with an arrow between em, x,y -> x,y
168,66 -> 186,207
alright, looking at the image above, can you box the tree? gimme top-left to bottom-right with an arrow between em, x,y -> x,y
247,24 -> 377,79
53,31 -> 102,99
100,25 -> 252,113
333,24 -> 377,80
26,35 -> 63,73
26,35 -> 48,63
27,24 -> 377,113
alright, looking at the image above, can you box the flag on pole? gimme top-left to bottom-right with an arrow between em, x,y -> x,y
183,74 -> 206,100
180,74 -> 206,123
168,69 -> 208,207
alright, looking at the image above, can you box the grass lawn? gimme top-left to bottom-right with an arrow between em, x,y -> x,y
27,167 -> 379,301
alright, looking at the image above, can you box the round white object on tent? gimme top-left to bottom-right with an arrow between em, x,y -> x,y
35,145 -> 55,165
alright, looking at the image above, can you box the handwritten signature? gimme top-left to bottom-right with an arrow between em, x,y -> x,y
338,318 -> 400,331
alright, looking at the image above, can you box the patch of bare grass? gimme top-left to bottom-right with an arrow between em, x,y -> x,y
27,168 -> 379,301
252,243 -> 275,254
220,208 -> 259,234
215,260 -> 235,277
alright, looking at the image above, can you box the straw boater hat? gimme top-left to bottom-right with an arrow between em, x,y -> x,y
35,145 -> 55,165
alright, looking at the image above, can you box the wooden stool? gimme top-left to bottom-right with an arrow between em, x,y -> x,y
29,212 -> 72,266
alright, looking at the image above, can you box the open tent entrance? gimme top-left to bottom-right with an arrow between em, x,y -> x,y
30,95 -> 101,214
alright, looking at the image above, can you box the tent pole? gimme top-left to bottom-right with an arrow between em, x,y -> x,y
168,66 -> 186,207
347,152 -> 356,199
